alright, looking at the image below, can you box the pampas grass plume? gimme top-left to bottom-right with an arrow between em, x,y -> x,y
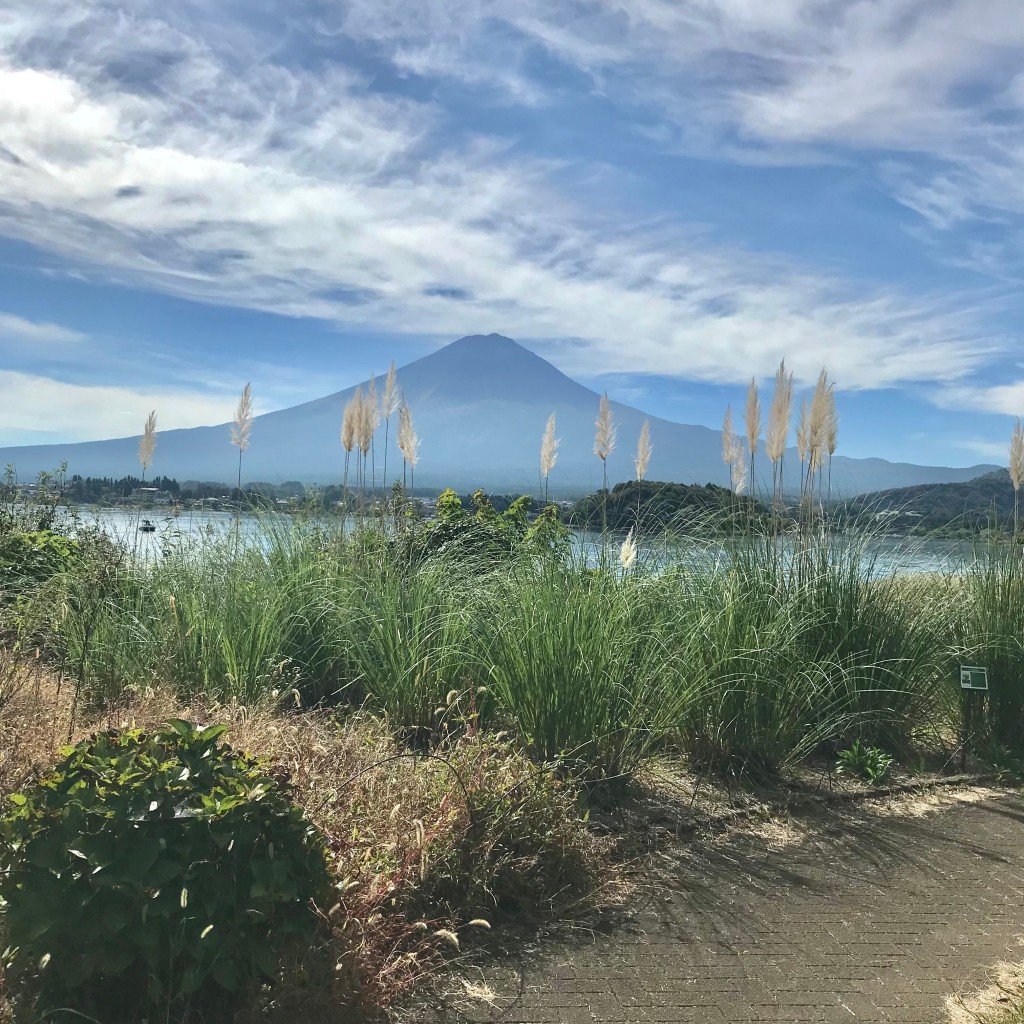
825,384 -> 838,457
722,404 -> 747,494
398,404 -> 420,468
366,374 -> 382,432
231,383 -> 253,452
731,450 -> 747,494
1011,418 -> 1024,492
594,393 -> 616,462
341,396 -> 356,453
635,419 -> 652,482
808,369 -> 830,474
619,528 -> 637,571
382,362 -> 400,419
138,410 -> 157,473
745,378 -> 761,457
540,413 -> 559,479
357,385 -> 374,456
765,360 -> 792,465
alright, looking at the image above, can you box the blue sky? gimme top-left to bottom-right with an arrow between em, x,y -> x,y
1,0 -> 1022,466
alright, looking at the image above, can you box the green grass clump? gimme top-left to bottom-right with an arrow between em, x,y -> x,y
951,536 -> 1024,747
10,506 -> 1019,781
477,556 -> 683,777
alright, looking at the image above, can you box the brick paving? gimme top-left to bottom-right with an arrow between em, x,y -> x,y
434,789 -> 1024,1023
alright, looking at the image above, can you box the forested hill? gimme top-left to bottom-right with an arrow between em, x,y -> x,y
570,480 -> 766,532
840,469 -> 1015,533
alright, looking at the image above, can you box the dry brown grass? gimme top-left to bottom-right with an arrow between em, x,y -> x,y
946,955 -> 1024,1024
0,655 -> 613,1022
0,651 -> 80,799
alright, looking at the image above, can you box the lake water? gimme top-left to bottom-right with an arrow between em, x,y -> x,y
73,507 -> 975,576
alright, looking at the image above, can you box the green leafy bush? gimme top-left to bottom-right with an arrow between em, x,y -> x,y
410,489 -> 568,562
0,530 -> 79,593
0,719 -> 330,1021
836,739 -> 894,784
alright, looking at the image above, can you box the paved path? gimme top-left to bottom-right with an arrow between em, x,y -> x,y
435,789 -> 1024,1024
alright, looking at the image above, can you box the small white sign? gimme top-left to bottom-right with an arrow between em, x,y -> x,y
960,665 -> 989,691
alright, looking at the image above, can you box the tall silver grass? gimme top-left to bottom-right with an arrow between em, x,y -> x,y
766,360 -> 792,511
745,378 -> 760,492
594,393 -> 616,530
619,527 -> 637,570
381,361 -> 400,495
825,383 -> 838,500
138,410 -> 157,483
807,369 -> 831,486
635,419 -> 652,483
540,412 -> 559,501
1011,418 -> 1024,531
366,374 -> 381,492
357,382 -> 375,497
398,403 -> 420,496
341,394 -> 357,500
795,394 -> 810,498
230,383 -> 253,495
722,405 -> 746,495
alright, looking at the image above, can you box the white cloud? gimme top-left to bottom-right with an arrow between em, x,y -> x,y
0,369 -> 238,442
953,437 -> 1011,463
934,380 -> 1024,420
0,0 -> 1011,395
0,312 -> 84,344
331,0 -> 1024,231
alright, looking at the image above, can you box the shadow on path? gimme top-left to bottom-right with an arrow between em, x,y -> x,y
424,788 -> 1024,1024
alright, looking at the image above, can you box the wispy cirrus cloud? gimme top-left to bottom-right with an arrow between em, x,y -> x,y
0,0 -> 1015,409
334,0 -> 1024,266
952,437 -> 1012,464
0,312 -> 84,344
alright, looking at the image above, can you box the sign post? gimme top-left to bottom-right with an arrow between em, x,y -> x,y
959,665 -> 988,772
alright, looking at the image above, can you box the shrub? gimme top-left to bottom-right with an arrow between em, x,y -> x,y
0,719 -> 330,1022
0,466 -> 71,537
421,734 -> 603,917
408,489 -> 568,563
836,739 -> 894,784
0,530 -> 79,594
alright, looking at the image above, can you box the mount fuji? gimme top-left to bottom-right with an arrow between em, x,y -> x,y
0,334 -> 999,496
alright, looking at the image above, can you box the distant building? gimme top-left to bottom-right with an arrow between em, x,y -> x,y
874,509 -> 922,522
130,487 -> 172,504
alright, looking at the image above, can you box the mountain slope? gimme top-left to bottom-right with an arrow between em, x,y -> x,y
842,469 -> 1015,530
0,334 -> 1000,496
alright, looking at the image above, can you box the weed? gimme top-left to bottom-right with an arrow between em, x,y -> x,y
836,740 -> 894,784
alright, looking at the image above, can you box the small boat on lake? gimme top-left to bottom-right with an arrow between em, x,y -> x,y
138,519 -> 157,533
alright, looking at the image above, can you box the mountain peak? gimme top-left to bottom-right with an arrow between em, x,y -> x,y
401,332 -> 588,405
446,333 -> 524,350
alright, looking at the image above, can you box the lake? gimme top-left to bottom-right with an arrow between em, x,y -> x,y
73,507 -> 975,576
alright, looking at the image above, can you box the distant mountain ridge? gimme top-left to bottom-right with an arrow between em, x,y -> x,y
0,334 -> 1000,496
842,469 -> 1015,531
